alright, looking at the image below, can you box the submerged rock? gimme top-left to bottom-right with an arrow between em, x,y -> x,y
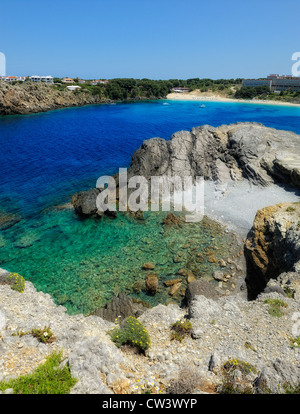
0,211 -> 21,230
145,273 -> 159,295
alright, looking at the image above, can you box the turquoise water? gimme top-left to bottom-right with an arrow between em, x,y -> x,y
0,100 -> 299,314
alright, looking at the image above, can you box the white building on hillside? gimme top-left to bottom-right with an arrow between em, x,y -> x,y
30,75 -> 53,83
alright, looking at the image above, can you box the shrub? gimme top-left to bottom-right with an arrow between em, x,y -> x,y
289,336 -> 300,348
170,319 -> 192,342
110,316 -> 151,353
264,299 -> 288,317
6,272 -> 25,293
167,367 -> 201,394
31,327 -> 55,344
282,382 -> 300,394
286,206 -> 296,212
218,359 -> 258,394
0,351 -> 77,394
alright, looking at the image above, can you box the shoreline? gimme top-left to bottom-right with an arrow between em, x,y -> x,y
166,92 -> 300,108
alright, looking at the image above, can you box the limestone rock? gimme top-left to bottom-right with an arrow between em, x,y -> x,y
184,279 -> 219,307
244,202 -> 300,299
93,292 -> 147,322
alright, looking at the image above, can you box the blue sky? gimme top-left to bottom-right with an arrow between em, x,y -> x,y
1,0 -> 299,79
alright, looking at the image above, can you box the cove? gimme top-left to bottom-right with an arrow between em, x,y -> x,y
0,100 -> 299,314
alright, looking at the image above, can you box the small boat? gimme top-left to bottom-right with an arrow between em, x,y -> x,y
200,104 -> 206,108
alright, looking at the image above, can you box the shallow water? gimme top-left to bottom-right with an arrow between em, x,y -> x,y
0,100 -> 299,314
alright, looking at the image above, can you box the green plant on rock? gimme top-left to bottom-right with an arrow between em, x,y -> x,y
31,326 -> 55,344
110,316 -> 151,353
0,351 -> 77,394
218,359 -> 259,394
5,272 -> 25,293
264,299 -> 288,317
282,382 -> 300,394
170,319 -> 193,342
289,336 -> 300,348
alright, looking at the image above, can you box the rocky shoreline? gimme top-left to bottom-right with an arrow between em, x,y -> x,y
0,261 -> 299,394
0,82 -> 111,116
0,122 -> 299,394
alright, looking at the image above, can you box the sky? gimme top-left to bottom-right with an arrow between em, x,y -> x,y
1,0 -> 299,79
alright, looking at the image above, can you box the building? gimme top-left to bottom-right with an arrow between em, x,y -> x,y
78,79 -> 86,84
242,75 -> 300,92
1,76 -> 27,82
29,75 -> 53,83
241,79 -> 272,89
61,77 -> 75,84
66,85 -> 81,91
271,76 -> 300,92
30,75 -> 41,82
41,76 -> 53,83
3,76 -> 18,82
91,79 -> 109,85
171,87 -> 192,93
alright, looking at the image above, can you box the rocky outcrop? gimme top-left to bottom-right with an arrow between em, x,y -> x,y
71,123 -> 300,219
1,274 -> 300,394
0,82 -> 110,115
127,122 -> 300,188
92,292 -> 147,322
245,202 -> 300,299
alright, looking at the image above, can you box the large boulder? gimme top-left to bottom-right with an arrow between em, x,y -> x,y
183,279 -> 219,308
128,122 -> 300,188
93,292 -> 147,322
72,123 -> 300,217
244,202 -> 300,299
72,188 -> 101,216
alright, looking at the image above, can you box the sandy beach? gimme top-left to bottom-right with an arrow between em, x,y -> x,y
166,90 -> 300,107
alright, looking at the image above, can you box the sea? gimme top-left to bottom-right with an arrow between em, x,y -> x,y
0,99 -> 299,314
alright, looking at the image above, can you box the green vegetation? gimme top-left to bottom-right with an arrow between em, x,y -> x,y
218,359 -> 259,394
264,298 -> 288,317
289,336 -> 300,348
235,85 -> 300,103
234,85 -> 270,99
110,316 -> 151,353
0,351 -> 77,394
170,319 -> 193,342
50,77 -> 241,101
286,206 -> 296,212
5,272 -> 25,293
244,341 -> 257,352
14,326 -> 55,344
282,382 -> 300,394
31,327 -> 55,344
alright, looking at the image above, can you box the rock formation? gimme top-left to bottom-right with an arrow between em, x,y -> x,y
127,122 -> 300,188
71,123 -> 300,218
245,202 -> 300,299
0,82 -> 109,116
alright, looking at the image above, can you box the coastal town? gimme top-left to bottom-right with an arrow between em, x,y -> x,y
1,74 -> 300,93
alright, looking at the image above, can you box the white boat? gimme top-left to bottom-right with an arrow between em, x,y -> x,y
200,104 -> 206,108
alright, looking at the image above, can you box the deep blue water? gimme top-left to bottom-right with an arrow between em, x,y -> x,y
1,99 -> 300,217
0,99 -> 299,314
